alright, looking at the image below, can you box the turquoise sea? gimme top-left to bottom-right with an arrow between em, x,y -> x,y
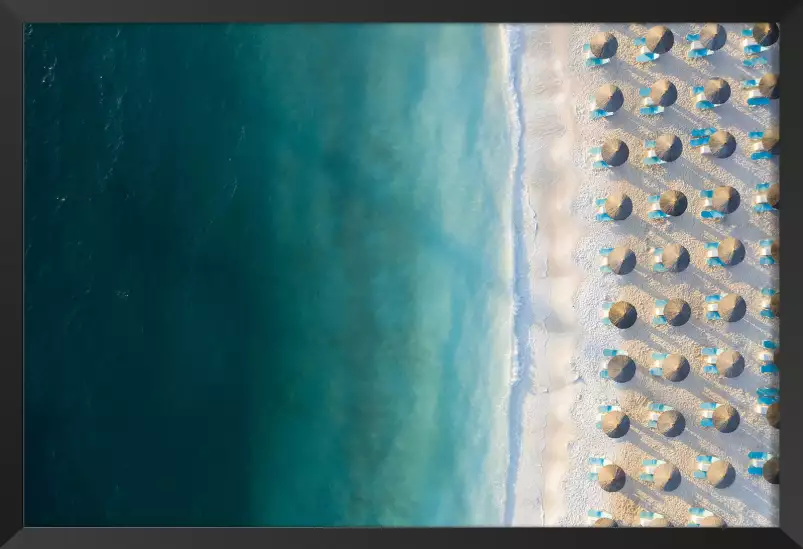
24,24 -> 516,526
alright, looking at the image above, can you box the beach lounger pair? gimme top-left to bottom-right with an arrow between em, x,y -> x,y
758,340 -> 779,374
754,184 -> 779,213
742,28 -> 770,67
755,387 -> 779,415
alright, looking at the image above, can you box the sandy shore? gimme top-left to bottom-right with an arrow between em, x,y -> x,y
512,23 -> 779,527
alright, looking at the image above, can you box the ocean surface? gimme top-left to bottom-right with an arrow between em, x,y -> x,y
24,24 -> 517,526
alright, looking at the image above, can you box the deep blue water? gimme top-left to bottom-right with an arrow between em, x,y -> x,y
24,24 -> 514,526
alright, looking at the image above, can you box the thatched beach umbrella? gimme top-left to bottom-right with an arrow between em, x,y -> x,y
647,517 -> 672,527
709,130 -> 736,159
767,402 -> 780,429
659,190 -> 687,216
663,354 -> 690,382
594,518 -> 618,527
762,127 -> 780,156
602,138 -> 629,167
712,185 -> 740,214
700,23 -> 727,51
771,239 -> 780,262
655,134 -> 683,162
596,84 -> 624,113
753,23 -> 780,47
767,184 -> 780,210
591,31 -> 619,59
607,355 -> 636,383
654,463 -> 681,492
700,516 -> 726,527
650,79 -> 677,107
759,73 -> 780,99
716,350 -> 745,378
770,292 -> 780,318
713,404 -> 740,433
608,245 -> 636,275
602,410 -> 631,438
605,192 -> 632,220
718,237 -> 745,267
609,301 -> 637,329
664,298 -> 691,326
646,25 -> 674,54
657,409 -> 686,437
719,294 -> 746,323
598,464 -> 626,492
707,459 -> 735,488
704,78 -> 731,105
763,457 -> 779,485
662,244 -> 690,272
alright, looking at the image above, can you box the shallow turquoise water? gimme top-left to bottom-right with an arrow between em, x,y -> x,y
24,24 -> 514,526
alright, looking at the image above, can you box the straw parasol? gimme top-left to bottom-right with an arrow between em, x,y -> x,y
596,84 -> 624,112
767,184 -> 780,210
716,350 -> 745,378
659,190 -> 687,216
650,79 -> 677,107
700,23 -> 727,51
608,245 -> 636,275
700,516 -> 726,528
662,244 -> 690,272
753,23 -> 780,47
759,73 -> 780,99
646,25 -> 674,54
709,130 -> 736,159
664,299 -> 691,327
605,192 -> 632,220
647,518 -> 672,527
713,404 -> 740,433
762,127 -> 780,156
654,463 -> 681,492
767,402 -> 780,429
719,294 -> 746,323
662,354 -> 690,382
763,457 -> 779,485
598,464 -> 626,492
602,410 -> 631,438
718,237 -> 745,267
655,134 -> 682,162
770,292 -> 780,318
591,31 -> 619,59
602,138 -> 629,167
657,409 -> 685,437
704,78 -> 731,105
594,518 -> 617,527
707,459 -> 735,488
607,355 -> 636,383
711,185 -> 740,214
609,301 -> 637,329
771,239 -> 779,262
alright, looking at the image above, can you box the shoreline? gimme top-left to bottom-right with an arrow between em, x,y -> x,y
503,23 -> 584,526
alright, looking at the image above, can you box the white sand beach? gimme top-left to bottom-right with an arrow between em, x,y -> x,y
509,23 -> 779,527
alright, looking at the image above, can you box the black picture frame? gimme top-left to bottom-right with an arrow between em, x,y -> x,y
3,1 -> 803,547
